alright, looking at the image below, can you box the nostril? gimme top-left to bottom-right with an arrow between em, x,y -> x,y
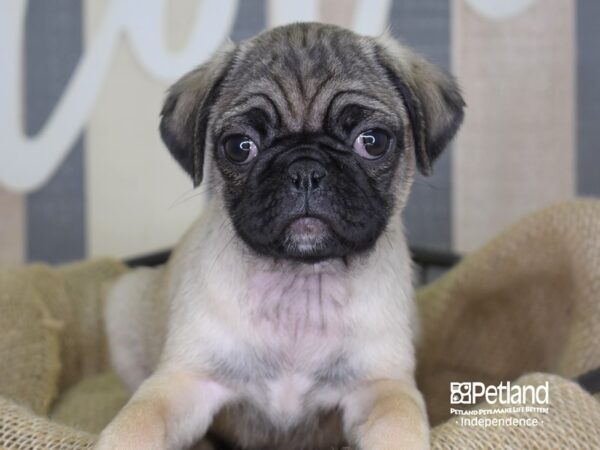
310,170 -> 324,188
290,171 -> 301,188
287,159 -> 327,191
310,170 -> 321,180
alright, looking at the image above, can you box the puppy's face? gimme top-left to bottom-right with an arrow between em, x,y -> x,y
160,23 -> 464,262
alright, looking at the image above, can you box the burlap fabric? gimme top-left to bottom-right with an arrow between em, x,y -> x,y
1,200 -> 599,449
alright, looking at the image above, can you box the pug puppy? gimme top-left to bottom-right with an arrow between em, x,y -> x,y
98,22 -> 464,450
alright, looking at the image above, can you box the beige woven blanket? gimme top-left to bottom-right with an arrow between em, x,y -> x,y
0,200 -> 599,449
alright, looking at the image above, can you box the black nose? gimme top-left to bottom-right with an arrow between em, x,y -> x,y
287,158 -> 327,192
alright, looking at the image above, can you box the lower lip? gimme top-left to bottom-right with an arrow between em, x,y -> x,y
288,217 -> 328,235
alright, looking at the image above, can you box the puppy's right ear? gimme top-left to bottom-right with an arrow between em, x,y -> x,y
160,43 -> 236,187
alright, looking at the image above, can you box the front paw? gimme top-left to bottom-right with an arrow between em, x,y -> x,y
353,415 -> 429,450
95,436 -> 162,450
95,423 -> 166,450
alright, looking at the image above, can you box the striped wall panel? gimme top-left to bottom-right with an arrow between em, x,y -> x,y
577,0 -> 600,197
25,1 -> 86,263
452,0 -> 576,252
389,0 -> 453,250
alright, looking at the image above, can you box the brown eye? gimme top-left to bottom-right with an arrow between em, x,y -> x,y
223,135 -> 258,164
352,129 -> 390,159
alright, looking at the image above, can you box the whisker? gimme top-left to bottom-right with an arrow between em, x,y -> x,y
168,186 -> 197,209
168,180 -> 225,210
207,233 -> 237,280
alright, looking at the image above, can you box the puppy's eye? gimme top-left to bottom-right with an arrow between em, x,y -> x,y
223,135 -> 258,164
352,129 -> 390,159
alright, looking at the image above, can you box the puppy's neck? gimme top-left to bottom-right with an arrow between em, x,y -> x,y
173,201 -> 411,340
245,259 -> 350,334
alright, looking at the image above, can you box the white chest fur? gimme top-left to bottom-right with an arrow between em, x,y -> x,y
210,262 -> 353,425
245,262 -> 349,340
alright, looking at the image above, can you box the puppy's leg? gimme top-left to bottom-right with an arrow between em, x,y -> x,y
96,368 -> 232,450
342,379 -> 429,450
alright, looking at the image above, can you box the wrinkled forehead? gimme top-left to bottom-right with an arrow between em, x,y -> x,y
214,27 -> 402,135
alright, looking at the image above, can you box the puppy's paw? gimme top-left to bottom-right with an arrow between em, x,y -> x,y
95,414 -> 166,450
343,379 -> 430,450
95,433 -> 161,450
355,418 -> 429,450
95,432 -> 164,450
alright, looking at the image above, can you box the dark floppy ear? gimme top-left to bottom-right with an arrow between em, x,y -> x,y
375,36 -> 465,175
159,43 -> 236,186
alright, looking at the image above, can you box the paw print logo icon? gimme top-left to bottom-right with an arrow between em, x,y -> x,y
450,382 -> 472,404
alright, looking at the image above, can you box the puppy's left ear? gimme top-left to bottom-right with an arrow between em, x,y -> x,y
375,36 -> 465,175
160,42 -> 236,187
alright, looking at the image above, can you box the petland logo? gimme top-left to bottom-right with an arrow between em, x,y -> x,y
450,381 -> 550,406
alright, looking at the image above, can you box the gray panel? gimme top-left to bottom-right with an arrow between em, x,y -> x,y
231,0 -> 266,42
388,0 -> 452,250
25,0 -> 85,263
577,0 -> 600,197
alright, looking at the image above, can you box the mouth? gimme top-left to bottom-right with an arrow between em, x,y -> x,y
230,188 -> 389,263
284,216 -> 330,253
